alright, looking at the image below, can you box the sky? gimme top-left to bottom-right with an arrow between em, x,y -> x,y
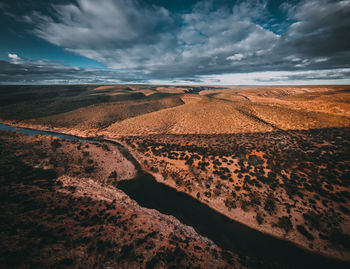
0,0 -> 349,85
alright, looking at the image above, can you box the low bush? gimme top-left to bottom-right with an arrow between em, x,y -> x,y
256,212 -> 264,225
277,216 -> 293,233
297,225 -> 314,240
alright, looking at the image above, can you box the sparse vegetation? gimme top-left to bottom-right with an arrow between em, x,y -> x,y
123,122 -> 350,261
0,130 -> 239,268
1,85 -> 350,264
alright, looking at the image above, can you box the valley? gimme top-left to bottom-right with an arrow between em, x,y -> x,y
1,84 -> 350,268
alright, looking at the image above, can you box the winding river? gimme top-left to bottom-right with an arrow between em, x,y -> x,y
0,123 -> 348,268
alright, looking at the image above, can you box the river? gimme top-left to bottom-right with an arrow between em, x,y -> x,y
0,123 -> 348,268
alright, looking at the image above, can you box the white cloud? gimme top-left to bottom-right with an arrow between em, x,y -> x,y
227,54 -> 244,61
8,53 -> 21,63
26,0 -> 279,75
201,68 -> 350,85
314,57 -> 328,63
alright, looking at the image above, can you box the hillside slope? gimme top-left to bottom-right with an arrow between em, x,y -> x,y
31,96 -> 184,130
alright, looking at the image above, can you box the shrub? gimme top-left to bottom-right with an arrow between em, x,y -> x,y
150,166 -> 159,172
302,211 -> 321,230
264,195 -> 276,215
297,225 -> 314,240
85,166 -> 95,173
213,189 -> 221,196
256,212 -> 264,225
241,200 -> 249,211
204,191 -> 211,198
329,228 -> 350,250
109,171 -> 118,179
58,258 -> 74,266
278,216 -> 293,233
249,191 -> 261,206
102,144 -> 110,151
339,205 -> 350,215
51,139 -> 62,152
224,197 -> 237,210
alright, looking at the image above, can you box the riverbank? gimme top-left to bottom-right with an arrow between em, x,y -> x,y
1,121 -> 349,265
105,130 -> 350,263
0,128 -> 241,268
113,134 -> 350,262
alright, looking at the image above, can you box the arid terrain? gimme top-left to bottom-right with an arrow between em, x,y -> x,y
0,131 -> 248,268
0,84 -> 350,268
121,127 -> 350,261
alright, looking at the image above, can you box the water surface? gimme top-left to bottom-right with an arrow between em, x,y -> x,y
118,173 -> 348,269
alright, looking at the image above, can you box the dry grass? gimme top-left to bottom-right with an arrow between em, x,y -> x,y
31,96 -> 184,130
106,86 -> 350,136
2,85 -> 349,136
106,96 -> 274,135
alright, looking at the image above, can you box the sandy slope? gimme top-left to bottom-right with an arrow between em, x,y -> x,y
106,88 -> 350,136
107,96 -> 274,135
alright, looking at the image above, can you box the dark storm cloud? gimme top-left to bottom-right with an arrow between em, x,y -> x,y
1,0 -> 350,84
275,0 -> 350,63
0,57 -> 151,84
0,52 -> 213,84
1,56 -> 349,85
